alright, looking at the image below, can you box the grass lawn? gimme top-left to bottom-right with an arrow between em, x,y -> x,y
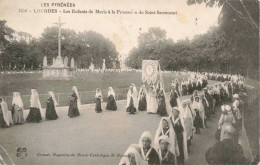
0,71 -> 187,109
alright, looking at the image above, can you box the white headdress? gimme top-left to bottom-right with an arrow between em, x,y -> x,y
0,98 -> 13,126
48,91 -> 58,107
95,88 -> 103,101
126,84 -> 138,108
12,92 -> 24,108
118,144 -> 145,165
139,131 -> 154,148
30,89 -> 42,109
154,117 -> 177,155
108,87 -> 116,99
72,86 -> 81,108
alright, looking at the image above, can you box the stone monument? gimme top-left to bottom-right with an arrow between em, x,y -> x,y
42,17 -> 75,79
102,59 -> 106,70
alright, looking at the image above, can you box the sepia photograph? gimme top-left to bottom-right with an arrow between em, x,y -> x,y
0,0 -> 259,164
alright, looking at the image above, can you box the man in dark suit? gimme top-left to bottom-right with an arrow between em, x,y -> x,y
205,125 -> 248,165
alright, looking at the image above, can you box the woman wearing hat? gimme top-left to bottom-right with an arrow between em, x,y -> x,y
218,105 -> 236,141
169,107 -> 188,164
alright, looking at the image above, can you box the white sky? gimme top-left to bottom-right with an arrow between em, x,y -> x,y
0,0 -> 221,56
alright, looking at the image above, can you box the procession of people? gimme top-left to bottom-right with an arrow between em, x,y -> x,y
0,71 -> 251,165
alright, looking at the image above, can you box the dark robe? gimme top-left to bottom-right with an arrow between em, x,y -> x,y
169,91 -> 178,108
159,128 -> 170,137
106,95 -> 117,111
202,79 -> 207,88
157,93 -> 167,116
95,98 -> 102,113
126,97 -> 136,114
26,107 -> 42,123
205,92 -> 213,114
192,83 -> 197,91
0,105 -> 8,128
197,82 -> 202,91
228,84 -> 233,101
233,84 -> 239,94
160,150 -> 176,165
175,82 -> 180,96
202,99 -> 210,120
181,84 -> 187,96
138,92 -> 147,111
194,109 -> 203,128
46,97 -> 58,120
170,116 -> 184,164
191,94 -> 198,103
142,147 -> 160,165
68,93 -> 80,118
205,139 -> 248,165
188,83 -> 193,95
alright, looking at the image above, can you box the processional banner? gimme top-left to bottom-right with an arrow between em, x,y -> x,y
142,60 -> 159,85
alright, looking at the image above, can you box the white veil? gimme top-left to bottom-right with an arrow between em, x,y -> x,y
0,98 -> 13,126
137,85 -> 147,108
119,144 -> 145,165
48,91 -> 58,107
169,107 -> 189,161
95,88 -> 103,102
30,89 -> 42,110
154,117 -> 177,155
72,86 -> 81,109
12,92 -> 24,109
126,84 -> 138,108
108,87 -> 116,100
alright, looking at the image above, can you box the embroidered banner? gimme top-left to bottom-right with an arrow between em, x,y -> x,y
142,60 -> 159,84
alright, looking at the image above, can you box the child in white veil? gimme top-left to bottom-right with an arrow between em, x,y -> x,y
68,86 -> 80,118
46,91 -> 58,120
95,88 -> 103,113
126,84 -> 138,110
48,91 -> 58,107
137,85 -> 147,111
12,92 -> 24,124
0,98 -> 13,127
119,144 -> 145,165
72,86 -> 81,109
138,131 -> 160,164
154,117 -> 178,157
106,87 -> 117,111
26,89 -> 42,122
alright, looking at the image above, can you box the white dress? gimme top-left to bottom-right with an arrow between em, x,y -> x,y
147,90 -> 158,113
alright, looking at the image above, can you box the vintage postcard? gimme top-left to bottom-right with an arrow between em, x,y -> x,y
0,0 -> 259,165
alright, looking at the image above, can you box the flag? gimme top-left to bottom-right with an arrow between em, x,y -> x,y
142,60 -> 159,85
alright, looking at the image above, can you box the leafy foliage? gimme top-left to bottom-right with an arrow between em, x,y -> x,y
0,25 -> 119,70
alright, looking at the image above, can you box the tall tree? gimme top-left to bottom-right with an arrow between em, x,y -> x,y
0,20 -> 14,70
